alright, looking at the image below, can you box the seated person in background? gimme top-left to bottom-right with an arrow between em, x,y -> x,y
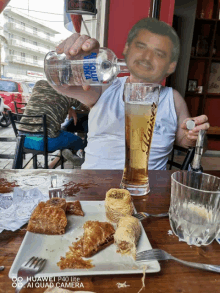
61,104 -> 89,134
61,103 -> 89,161
18,80 -> 84,168
53,18 -> 210,170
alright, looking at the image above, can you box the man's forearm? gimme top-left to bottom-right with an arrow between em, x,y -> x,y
51,84 -> 102,108
175,135 -> 196,149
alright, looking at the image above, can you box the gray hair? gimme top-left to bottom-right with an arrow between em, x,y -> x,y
126,18 -> 180,63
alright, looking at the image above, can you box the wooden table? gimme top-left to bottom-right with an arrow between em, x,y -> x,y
1,170 -> 220,293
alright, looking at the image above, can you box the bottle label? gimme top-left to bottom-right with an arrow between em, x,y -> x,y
83,52 -> 99,82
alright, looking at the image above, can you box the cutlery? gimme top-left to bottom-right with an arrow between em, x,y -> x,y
133,212 -> 169,221
136,249 -> 220,273
15,256 -> 47,293
49,175 -> 63,198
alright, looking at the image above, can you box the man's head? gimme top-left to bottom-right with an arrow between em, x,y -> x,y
123,18 -> 180,83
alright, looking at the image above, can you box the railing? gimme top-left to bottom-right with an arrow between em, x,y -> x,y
6,22 -> 56,44
8,39 -> 50,54
8,55 -> 44,67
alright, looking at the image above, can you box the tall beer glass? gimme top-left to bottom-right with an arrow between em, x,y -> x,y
120,83 -> 161,196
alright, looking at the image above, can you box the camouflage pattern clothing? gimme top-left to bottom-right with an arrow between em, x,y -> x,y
18,80 -> 80,138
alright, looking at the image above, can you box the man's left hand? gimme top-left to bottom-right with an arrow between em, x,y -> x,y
181,115 -> 210,143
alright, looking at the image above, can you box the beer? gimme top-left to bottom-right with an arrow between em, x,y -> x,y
120,83 -> 160,196
121,102 -> 157,188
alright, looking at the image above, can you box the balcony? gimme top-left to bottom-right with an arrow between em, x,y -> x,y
8,39 -> 49,55
8,55 -> 44,68
6,22 -> 56,45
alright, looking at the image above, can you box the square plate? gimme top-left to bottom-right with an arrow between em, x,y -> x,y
9,201 -> 160,278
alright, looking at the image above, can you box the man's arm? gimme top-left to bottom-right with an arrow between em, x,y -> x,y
52,84 -> 104,108
173,89 -> 210,149
68,107 -> 78,126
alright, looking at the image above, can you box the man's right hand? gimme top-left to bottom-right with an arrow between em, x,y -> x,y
55,33 -> 100,91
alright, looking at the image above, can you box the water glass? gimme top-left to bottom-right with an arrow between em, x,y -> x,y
169,171 -> 220,246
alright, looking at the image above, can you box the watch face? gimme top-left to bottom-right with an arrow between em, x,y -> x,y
186,120 -> 195,130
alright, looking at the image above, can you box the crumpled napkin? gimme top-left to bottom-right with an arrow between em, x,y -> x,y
0,187 -> 48,233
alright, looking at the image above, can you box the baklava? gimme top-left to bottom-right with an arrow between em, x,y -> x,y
114,215 -> 141,259
27,202 -> 67,235
66,200 -> 84,216
105,188 -> 134,223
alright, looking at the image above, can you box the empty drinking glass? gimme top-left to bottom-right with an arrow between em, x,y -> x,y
169,171 -> 220,246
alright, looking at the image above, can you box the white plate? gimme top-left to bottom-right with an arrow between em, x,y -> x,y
9,201 -> 160,278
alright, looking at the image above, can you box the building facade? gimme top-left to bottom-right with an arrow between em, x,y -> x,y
0,8 -> 59,82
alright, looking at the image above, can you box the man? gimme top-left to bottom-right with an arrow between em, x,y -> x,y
18,80 -> 84,168
53,18 -> 210,170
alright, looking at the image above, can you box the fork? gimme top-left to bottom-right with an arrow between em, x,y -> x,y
136,249 -> 220,273
48,175 -> 63,198
133,212 -> 169,221
15,256 -> 47,293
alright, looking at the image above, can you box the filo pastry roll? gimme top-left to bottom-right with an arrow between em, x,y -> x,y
114,215 -> 141,260
105,188 -> 134,223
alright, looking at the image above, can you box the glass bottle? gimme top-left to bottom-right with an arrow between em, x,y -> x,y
44,48 -> 129,86
188,129 -> 205,172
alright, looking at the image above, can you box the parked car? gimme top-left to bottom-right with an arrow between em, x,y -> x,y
0,79 -> 31,112
27,82 -> 36,93
0,96 -> 11,127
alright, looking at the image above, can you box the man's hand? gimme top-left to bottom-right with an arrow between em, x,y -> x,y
180,115 -> 210,145
56,33 -> 100,91
68,107 -> 77,126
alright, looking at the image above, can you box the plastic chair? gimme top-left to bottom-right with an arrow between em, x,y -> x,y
8,111 -> 64,169
167,145 -> 195,170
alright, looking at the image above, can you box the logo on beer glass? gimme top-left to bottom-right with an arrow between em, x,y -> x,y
141,102 -> 157,153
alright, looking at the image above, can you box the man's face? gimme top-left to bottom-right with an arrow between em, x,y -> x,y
123,29 -> 177,83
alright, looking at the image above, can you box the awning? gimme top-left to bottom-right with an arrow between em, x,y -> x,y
0,0 -> 11,13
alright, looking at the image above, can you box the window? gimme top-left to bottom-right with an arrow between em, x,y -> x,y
21,53 -> 25,61
46,32 -> 50,40
9,49 -> 14,55
33,41 -> 37,46
9,33 -> 14,39
33,56 -> 38,64
33,27 -> 37,35
0,80 -> 18,92
21,22 -> 25,29
22,38 -> 25,42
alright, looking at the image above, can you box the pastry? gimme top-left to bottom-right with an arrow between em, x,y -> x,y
105,188 -> 134,223
66,200 -> 84,216
45,197 -> 67,212
57,238 -> 94,270
27,202 -> 67,235
114,215 -> 141,259
57,220 -> 115,270
82,221 -> 115,257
